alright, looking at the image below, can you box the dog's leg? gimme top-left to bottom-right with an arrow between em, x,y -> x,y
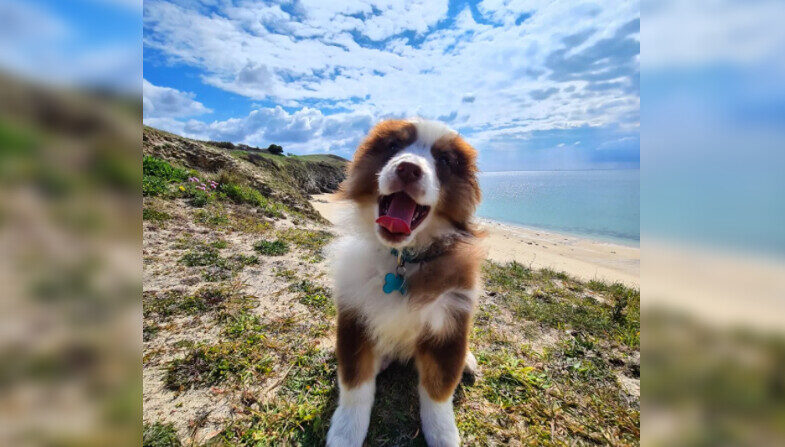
414,318 -> 468,447
464,350 -> 477,376
417,384 -> 460,447
327,311 -> 377,447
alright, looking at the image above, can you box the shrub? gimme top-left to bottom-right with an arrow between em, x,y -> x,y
254,239 -> 289,256
267,144 -> 284,155
221,183 -> 265,207
188,189 -> 210,207
143,156 -> 188,182
208,141 -> 235,150
143,175 -> 169,197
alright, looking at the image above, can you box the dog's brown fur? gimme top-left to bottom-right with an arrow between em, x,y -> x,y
335,120 -> 483,406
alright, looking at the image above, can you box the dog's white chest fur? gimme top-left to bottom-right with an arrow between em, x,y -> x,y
330,235 -> 466,360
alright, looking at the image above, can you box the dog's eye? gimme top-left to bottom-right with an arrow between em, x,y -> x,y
436,155 -> 452,167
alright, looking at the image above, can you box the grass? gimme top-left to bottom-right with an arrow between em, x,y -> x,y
142,290 -> 208,319
253,239 -> 289,256
179,244 -> 223,267
177,241 -> 258,281
193,207 -> 229,227
214,348 -> 338,445
143,207 -> 171,222
142,129 -> 639,445
143,282 -> 258,328
146,259 -> 640,446
143,422 -> 181,447
277,228 -> 333,260
443,261 -> 641,445
164,338 -> 275,391
289,280 -> 335,316
483,261 -> 640,349
165,311 -> 330,392
220,182 -> 286,218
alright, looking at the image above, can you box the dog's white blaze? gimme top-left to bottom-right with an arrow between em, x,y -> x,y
326,379 -> 375,447
419,385 -> 460,447
408,118 -> 457,149
377,144 -> 440,205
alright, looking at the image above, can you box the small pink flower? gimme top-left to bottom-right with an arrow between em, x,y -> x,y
210,184 -> 217,189
188,177 -> 198,182
197,186 -> 206,191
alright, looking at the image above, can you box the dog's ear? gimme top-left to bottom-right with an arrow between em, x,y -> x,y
339,120 -> 417,202
432,135 -> 481,232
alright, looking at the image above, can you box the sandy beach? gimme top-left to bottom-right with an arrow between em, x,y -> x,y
311,193 -> 640,287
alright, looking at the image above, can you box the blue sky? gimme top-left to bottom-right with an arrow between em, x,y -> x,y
0,0 -> 141,92
143,0 -> 639,171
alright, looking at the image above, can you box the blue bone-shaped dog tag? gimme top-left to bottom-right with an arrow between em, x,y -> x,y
383,273 -> 406,295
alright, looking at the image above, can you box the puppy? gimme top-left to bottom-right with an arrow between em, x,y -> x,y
326,119 -> 484,447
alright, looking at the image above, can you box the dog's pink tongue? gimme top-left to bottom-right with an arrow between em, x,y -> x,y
376,192 -> 416,235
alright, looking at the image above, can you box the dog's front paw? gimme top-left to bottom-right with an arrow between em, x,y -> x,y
326,405 -> 369,447
419,388 -> 460,447
422,424 -> 460,447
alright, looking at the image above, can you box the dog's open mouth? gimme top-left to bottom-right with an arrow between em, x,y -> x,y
375,192 -> 430,236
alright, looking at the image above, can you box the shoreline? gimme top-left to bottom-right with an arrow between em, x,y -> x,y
477,216 -> 639,249
311,193 -> 640,288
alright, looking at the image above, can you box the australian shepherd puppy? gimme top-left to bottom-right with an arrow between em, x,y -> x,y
326,119 -> 484,447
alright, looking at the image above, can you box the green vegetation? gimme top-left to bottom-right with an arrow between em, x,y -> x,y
142,156 -> 190,197
193,207 -> 228,227
220,182 -> 285,218
142,175 -> 169,197
143,207 -> 171,222
164,338 -> 274,391
214,348 -> 337,445
277,228 -> 333,260
253,239 -> 289,256
143,422 -> 181,447
179,244 -> 222,267
142,126 -> 639,446
165,310 -> 330,392
176,240 -> 258,282
142,289 -> 212,319
290,280 -> 335,315
143,156 -> 189,182
483,261 -> 640,349
267,143 -> 284,155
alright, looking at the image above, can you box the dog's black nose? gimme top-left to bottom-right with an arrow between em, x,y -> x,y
396,162 -> 422,184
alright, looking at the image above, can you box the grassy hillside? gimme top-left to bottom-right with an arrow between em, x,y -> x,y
142,128 -> 640,446
143,126 -> 347,221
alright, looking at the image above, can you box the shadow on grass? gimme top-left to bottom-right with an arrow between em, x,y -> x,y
361,360 -> 473,446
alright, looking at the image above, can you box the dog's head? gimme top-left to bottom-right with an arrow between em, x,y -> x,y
340,119 -> 481,247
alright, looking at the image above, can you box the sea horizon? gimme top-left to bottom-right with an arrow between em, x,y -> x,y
476,169 -> 640,246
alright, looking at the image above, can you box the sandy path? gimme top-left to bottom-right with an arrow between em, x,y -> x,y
311,193 -> 639,288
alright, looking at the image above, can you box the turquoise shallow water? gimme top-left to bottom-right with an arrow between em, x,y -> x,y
477,170 -> 640,246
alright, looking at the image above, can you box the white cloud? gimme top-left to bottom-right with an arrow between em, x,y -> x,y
144,0 -> 639,157
143,79 -> 211,118
147,104 -> 376,157
643,0 -> 785,69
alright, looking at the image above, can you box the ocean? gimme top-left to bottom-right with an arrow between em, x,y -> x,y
477,170 -> 640,246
